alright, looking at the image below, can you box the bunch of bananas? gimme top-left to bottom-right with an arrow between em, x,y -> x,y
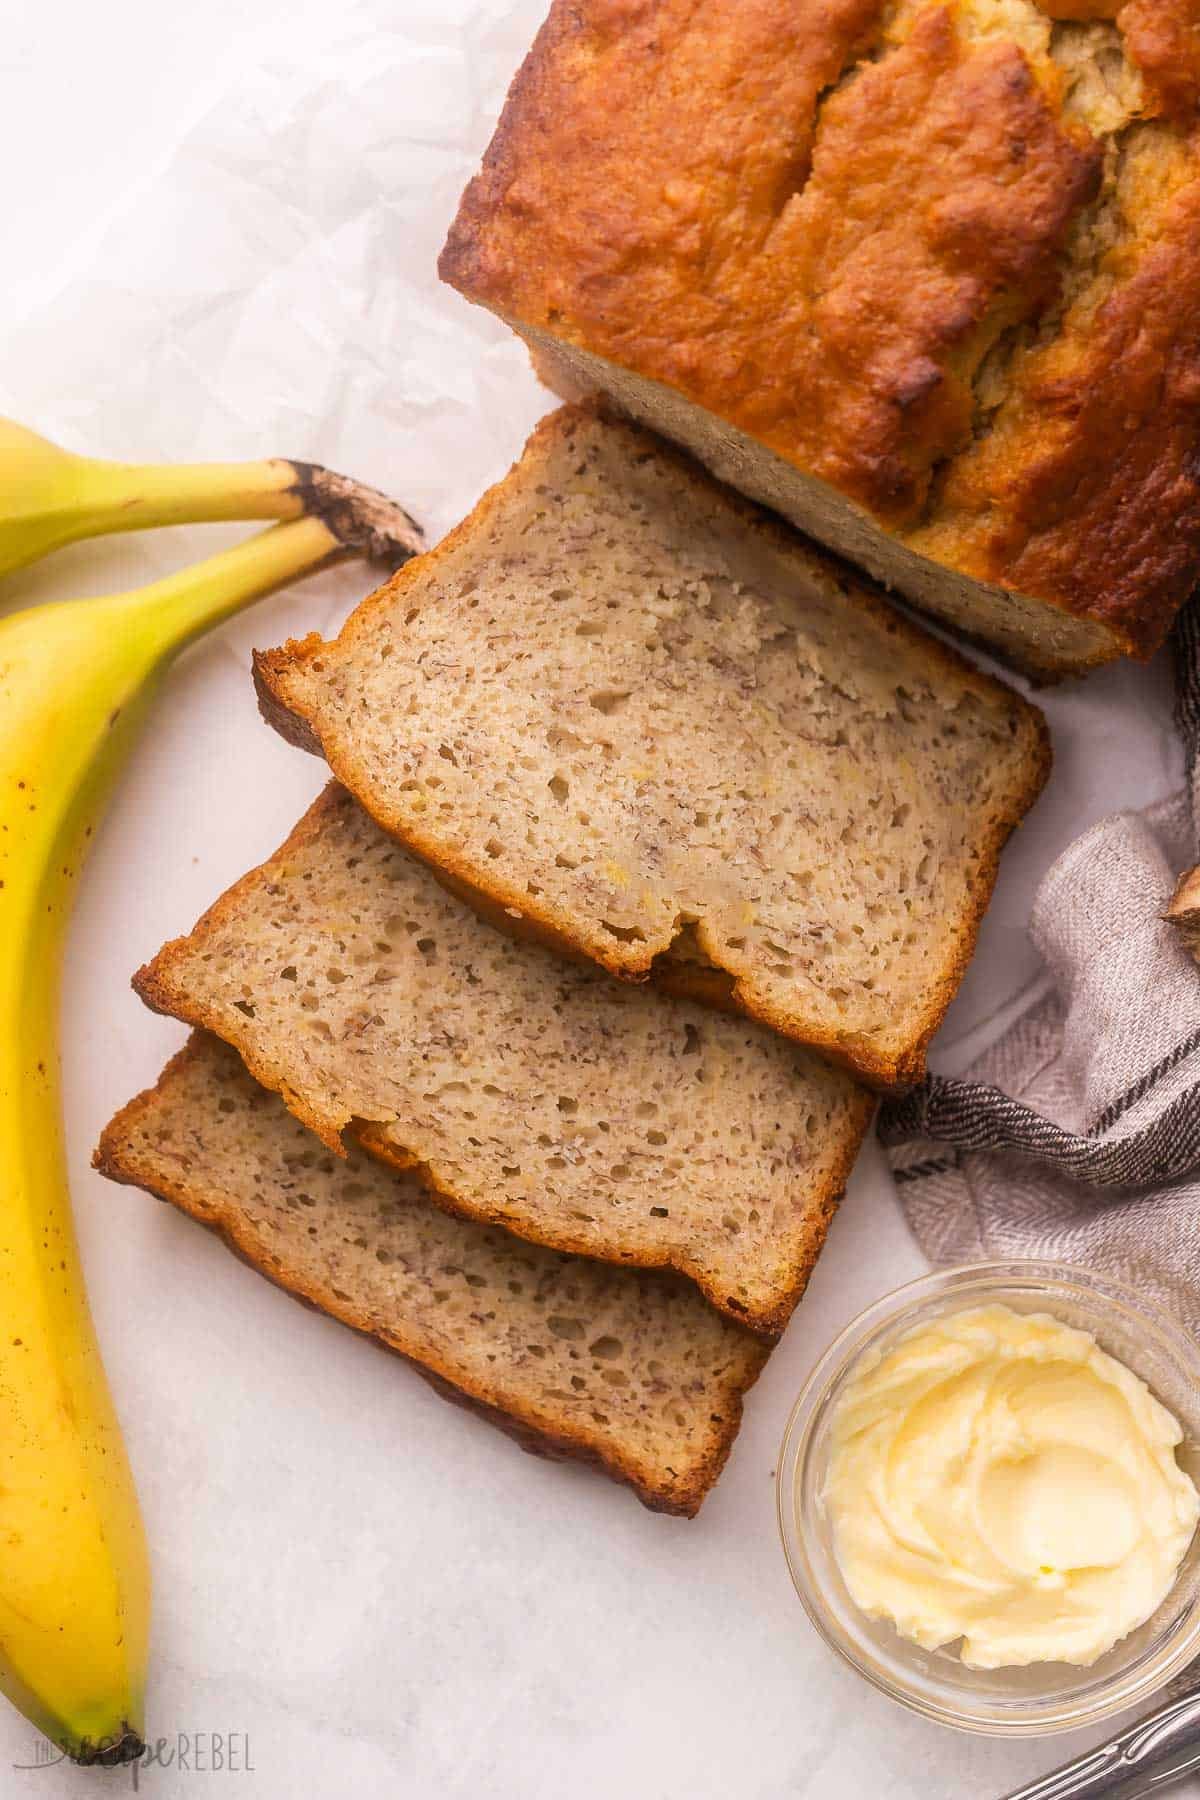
0,420 -> 422,1763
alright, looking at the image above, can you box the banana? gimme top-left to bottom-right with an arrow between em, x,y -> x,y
0,413 -> 421,581
0,484 -> 421,1762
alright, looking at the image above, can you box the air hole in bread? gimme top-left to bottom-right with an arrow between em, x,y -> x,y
589,689 -> 632,716
601,920 -> 646,943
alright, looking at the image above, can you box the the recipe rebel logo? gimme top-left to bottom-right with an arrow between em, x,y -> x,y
14,1730 -> 255,1786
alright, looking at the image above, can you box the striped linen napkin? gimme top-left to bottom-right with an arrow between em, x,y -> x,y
878,601 -> 1200,1333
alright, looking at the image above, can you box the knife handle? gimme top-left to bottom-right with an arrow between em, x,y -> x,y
1000,1688 -> 1200,1800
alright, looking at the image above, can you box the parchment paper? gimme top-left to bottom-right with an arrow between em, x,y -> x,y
0,2 -> 1190,1795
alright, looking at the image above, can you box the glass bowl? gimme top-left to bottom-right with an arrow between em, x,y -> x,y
776,1260 -> 1200,1736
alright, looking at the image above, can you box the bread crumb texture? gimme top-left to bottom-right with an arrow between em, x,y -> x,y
256,410 -> 1048,1088
96,1034 -> 769,1514
134,785 -> 875,1335
441,0 -> 1200,667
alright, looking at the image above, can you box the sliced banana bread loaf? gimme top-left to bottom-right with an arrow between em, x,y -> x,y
255,407 -> 1049,1087
440,0 -> 1200,676
97,1034 -> 768,1515
134,786 -> 873,1336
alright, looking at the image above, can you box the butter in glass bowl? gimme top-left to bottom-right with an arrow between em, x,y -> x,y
777,1262 -> 1200,1737
822,1301 -> 1199,1670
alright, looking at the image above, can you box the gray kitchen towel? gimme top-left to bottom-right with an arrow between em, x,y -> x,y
878,600 -> 1200,1332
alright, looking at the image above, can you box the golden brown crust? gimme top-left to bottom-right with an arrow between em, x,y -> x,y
133,781 -> 875,1336
1119,1 -> 1200,119
442,4 -> 1098,525
441,0 -> 1200,665
96,1035 -> 768,1517
912,164 -> 1200,659
255,406 -> 1052,1092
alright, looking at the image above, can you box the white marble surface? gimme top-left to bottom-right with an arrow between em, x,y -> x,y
3,1 -> 1198,1793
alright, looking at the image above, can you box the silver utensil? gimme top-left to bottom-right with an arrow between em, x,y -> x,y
1121,1745 -> 1200,1796
1000,1688 -> 1200,1800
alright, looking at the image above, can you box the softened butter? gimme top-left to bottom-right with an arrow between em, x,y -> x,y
824,1303 -> 1200,1668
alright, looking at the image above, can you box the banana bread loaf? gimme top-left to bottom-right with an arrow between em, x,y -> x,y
441,0 -> 1200,678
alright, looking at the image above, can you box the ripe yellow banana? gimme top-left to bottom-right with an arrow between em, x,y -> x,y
0,485 -> 421,1762
0,413 -> 419,582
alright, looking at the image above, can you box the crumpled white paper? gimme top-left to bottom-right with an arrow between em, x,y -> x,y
0,2 -> 1189,1795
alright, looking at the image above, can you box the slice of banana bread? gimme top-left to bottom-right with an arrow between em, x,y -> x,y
96,1034 -> 769,1515
255,407 -> 1050,1087
134,786 -> 873,1336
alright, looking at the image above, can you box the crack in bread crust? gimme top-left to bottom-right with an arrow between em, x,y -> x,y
909,125 -> 1200,654
1035,1 -> 1200,119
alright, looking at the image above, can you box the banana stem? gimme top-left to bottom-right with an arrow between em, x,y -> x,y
75,454 -> 306,534
84,460 -> 423,565
128,514 -> 344,659
1,443 -> 423,581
